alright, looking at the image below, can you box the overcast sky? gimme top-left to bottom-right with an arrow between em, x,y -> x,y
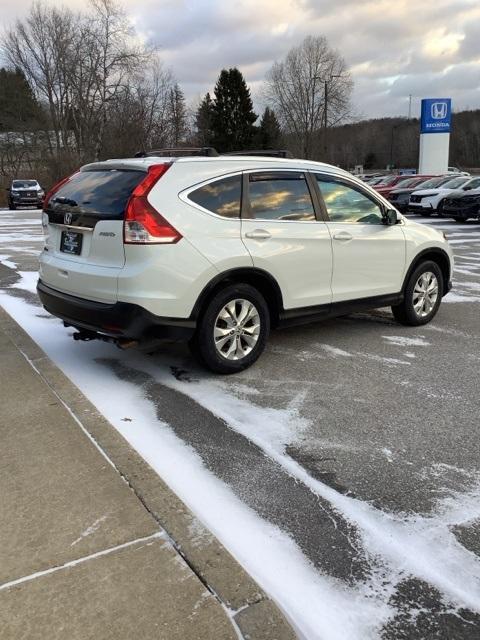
2,0 -> 480,120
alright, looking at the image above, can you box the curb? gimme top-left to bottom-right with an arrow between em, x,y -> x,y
0,306 -> 297,639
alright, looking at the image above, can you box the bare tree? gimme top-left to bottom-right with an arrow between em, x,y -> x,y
87,0 -> 146,160
3,2 -> 77,156
264,35 -> 353,159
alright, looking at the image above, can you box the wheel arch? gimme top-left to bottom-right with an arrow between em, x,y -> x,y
191,268 -> 284,327
403,248 -> 451,296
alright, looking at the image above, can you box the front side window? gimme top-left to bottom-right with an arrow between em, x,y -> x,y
315,176 -> 383,224
188,175 -> 241,218
247,172 -> 315,221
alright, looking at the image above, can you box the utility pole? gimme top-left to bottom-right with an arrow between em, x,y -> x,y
408,94 -> 412,119
322,74 -> 342,160
313,73 -> 343,161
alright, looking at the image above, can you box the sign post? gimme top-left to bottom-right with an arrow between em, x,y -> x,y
418,98 -> 452,174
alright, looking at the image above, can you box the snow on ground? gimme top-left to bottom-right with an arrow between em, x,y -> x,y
2,211 -> 480,638
1,282 -> 480,639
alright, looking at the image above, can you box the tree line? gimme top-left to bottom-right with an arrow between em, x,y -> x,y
1,0 -> 478,204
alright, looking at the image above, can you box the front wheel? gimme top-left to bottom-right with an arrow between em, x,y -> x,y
392,261 -> 443,326
190,283 -> 270,374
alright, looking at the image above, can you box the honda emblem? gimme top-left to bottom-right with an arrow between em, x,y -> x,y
431,102 -> 447,120
64,212 -> 73,225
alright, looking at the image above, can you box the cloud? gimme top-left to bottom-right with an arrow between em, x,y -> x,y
2,0 -> 480,119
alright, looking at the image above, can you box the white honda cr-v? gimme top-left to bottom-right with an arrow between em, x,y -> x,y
37,154 -> 453,373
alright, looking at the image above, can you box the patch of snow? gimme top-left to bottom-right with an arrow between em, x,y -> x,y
381,448 -> 394,463
71,515 -> 108,546
0,256 -> 17,270
443,292 -> 480,303
319,344 -> 353,357
10,270 -> 38,293
2,288 -> 480,638
382,336 -> 430,347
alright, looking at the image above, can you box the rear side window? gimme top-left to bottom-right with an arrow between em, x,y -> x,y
188,175 -> 241,218
247,171 -> 315,221
48,170 -> 144,218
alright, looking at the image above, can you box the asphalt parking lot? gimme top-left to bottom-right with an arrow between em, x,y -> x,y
1,208 -> 479,639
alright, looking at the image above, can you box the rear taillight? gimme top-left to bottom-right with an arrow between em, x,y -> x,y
43,170 -> 79,211
124,163 -> 181,244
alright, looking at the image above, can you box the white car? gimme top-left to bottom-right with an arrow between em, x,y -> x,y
408,176 -> 479,215
37,154 -> 454,373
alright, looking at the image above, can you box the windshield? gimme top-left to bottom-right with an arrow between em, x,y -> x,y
377,175 -> 397,186
397,177 -> 423,188
12,180 -> 38,189
415,176 -> 450,189
442,177 -> 469,189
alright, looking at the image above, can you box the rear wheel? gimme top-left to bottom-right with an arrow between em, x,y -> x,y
392,261 -> 443,326
452,216 -> 467,223
190,283 -> 270,374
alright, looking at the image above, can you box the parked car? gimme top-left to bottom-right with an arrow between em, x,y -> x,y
37,154 -> 453,373
7,179 -> 44,210
441,188 -> 480,222
408,176 -> 473,216
387,176 -> 452,213
448,166 -> 470,176
376,175 -> 433,200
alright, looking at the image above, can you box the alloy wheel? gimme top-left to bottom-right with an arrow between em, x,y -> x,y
214,299 -> 260,360
413,271 -> 439,318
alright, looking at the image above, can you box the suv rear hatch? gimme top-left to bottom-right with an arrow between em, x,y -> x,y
41,164 -> 147,302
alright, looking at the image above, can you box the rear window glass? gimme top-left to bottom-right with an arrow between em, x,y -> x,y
188,175 -> 241,218
247,172 -> 315,221
48,170 -> 144,217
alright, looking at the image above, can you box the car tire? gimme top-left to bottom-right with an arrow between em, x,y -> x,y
422,211 -> 432,217
8,202 -> 15,210
190,283 -> 270,374
392,260 -> 443,326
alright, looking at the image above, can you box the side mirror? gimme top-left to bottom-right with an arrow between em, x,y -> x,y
5,188 -> 10,192
464,186 -> 472,191
383,209 -> 398,226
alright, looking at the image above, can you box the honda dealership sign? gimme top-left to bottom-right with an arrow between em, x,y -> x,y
420,98 -> 452,134
418,98 -> 452,174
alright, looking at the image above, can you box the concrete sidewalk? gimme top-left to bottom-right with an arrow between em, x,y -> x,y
0,307 -> 295,640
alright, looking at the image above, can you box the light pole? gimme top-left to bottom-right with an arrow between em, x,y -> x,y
314,74 -> 343,160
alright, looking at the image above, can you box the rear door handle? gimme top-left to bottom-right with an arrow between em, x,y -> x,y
333,231 -> 353,242
245,229 -> 271,240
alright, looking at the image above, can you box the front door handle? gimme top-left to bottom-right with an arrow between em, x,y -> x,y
333,231 -> 353,242
245,229 -> 271,240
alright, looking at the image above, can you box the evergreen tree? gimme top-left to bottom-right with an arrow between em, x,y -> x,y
211,68 -> 257,152
259,107 -> 282,149
168,83 -> 188,146
0,67 -> 41,131
195,92 -> 214,146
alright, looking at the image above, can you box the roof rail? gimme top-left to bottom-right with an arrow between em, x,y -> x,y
134,147 -> 219,158
224,149 -> 294,159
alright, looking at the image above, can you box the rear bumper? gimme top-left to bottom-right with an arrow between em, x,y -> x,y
37,280 -> 195,341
